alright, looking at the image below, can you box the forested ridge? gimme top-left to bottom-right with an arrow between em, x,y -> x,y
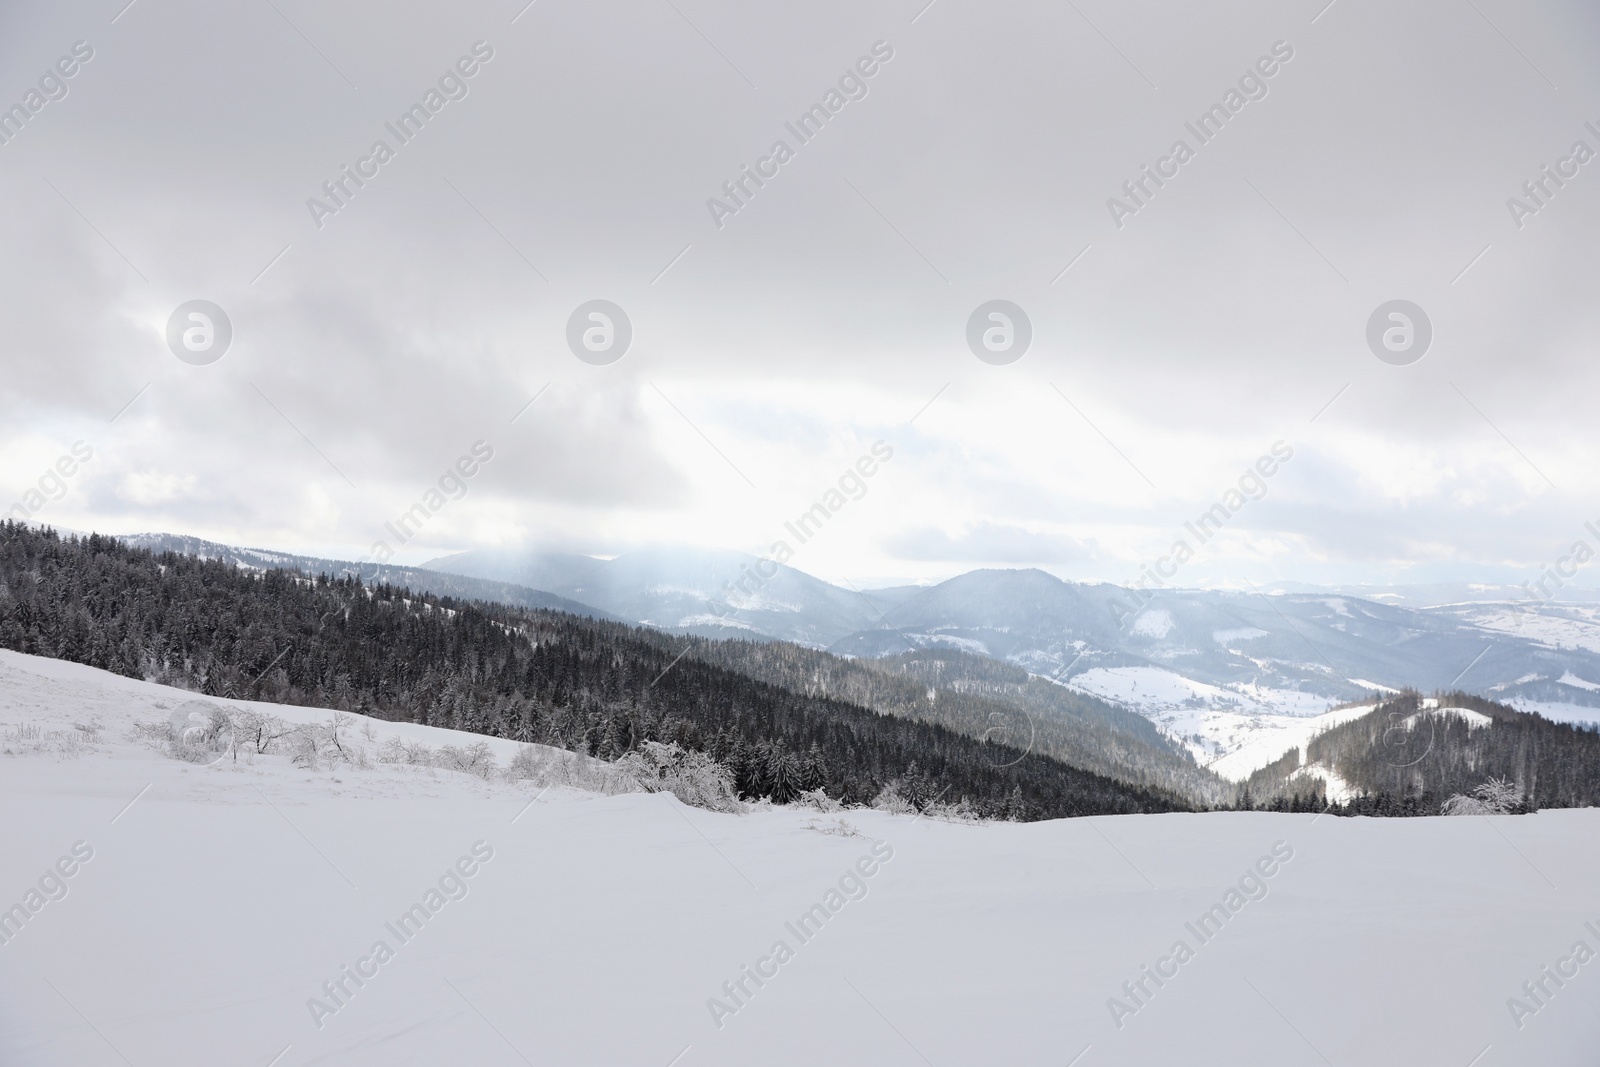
0,524 -> 1189,820
1242,690 -> 1600,816
687,640 -> 1232,805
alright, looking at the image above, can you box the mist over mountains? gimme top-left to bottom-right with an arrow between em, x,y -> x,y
424,542 -> 1600,713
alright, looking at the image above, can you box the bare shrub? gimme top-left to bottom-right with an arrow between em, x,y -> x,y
437,741 -> 496,780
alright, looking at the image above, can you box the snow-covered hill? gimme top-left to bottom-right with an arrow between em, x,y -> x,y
2,651 -> 1597,1065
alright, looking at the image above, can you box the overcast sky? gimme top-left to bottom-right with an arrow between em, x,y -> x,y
3,0 -> 1598,590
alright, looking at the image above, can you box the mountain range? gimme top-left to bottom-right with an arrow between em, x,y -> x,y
422,544 -> 1600,719
115,534 -> 1600,772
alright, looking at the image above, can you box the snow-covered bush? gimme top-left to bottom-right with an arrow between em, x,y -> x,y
2,721 -> 100,759
1442,776 -> 1524,816
803,816 -> 862,837
437,741 -> 497,780
615,740 -> 742,813
921,797 -> 983,824
870,782 -> 917,815
140,706 -> 378,771
794,787 -> 843,813
130,702 -> 742,813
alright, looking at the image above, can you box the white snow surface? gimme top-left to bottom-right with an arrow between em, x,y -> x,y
1404,707 -> 1494,730
1451,602 -> 1600,654
1506,698 -> 1600,727
1128,609 -> 1174,638
1287,761 -> 1356,804
1211,627 -> 1268,645
1557,671 -> 1600,692
2,651 -> 1599,1066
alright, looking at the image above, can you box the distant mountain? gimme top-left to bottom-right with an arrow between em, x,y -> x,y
424,550 -> 1600,767
117,533 -> 613,620
1262,580 -> 1600,608
423,545 -> 886,645
427,547 -> 1600,710
839,569 -> 1600,703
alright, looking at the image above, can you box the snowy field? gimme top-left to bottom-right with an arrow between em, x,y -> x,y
1064,665 -> 1345,773
3,650 -> 1599,1066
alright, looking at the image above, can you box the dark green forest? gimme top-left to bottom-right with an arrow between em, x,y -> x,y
0,523 -> 1189,820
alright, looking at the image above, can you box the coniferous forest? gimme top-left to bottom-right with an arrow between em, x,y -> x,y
1240,691 -> 1600,815
0,524 -> 1190,820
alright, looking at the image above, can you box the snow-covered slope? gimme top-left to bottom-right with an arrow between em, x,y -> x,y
1063,664 -> 1341,771
1202,703 -> 1380,782
4,650 -> 1597,1066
